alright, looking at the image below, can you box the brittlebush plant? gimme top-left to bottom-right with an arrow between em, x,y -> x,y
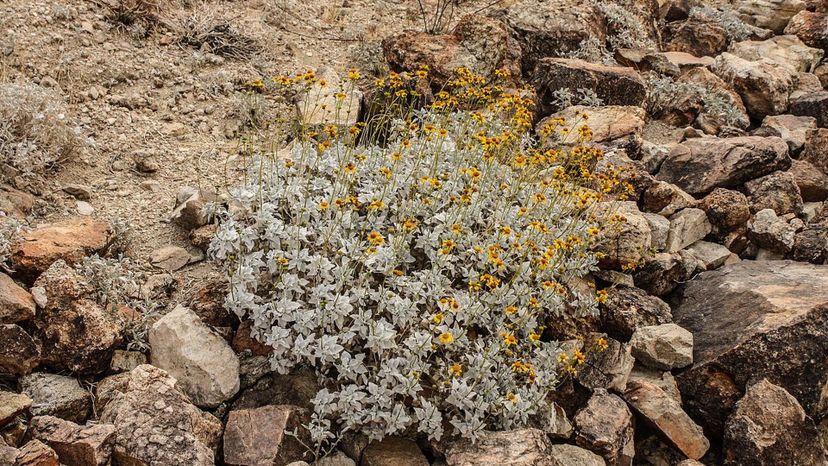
210,67 -> 629,453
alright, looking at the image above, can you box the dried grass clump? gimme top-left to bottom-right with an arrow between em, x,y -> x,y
102,0 -> 164,35
0,83 -> 81,183
178,9 -> 259,59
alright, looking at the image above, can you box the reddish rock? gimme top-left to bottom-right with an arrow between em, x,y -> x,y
10,217 -> 113,281
0,324 -> 40,376
574,389 -> 634,466
666,16 -> 728,57
698,189 -> 751,234
743,170 -> 803,215
789,159 -> 828,202
0,273 -> 35,324
232,320 -> 273,357
785,9 -> 828,51
801,128 -> 828,173
188,278 -> 236,328
0,185 -> 35,219
31,261 -> 122,374
223,405 -> 311,466
383,15 -> 521,89
723,379 -> 827,465
14,440 -> 59,466
189,224 -> 217,251
624,379 -> 709,460
28,416 -> 115,466
361,437 -> 428,466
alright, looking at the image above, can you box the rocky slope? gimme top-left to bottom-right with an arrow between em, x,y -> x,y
2,0 -> 828,465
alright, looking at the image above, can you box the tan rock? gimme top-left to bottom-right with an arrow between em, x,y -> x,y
0,391 -> 31,426
446,428 -> 567,466
629,324 -> 693,370
624,379 -> 709,460
10,217 -> 112,281
149,305 -> 240,408
98,365 -> 223,466
223,405 -> 311,466
724,379 -> 827,465
0,273 -> 35,324
732,0 -> 806,33
711,53 -> 797,119
729,36 -> 821,72
539,106 -> 645,147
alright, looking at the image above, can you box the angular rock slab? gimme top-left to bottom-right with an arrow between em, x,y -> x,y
361,437 -> 429,466
0,324 -> 40,376
656,136 -> 790,195
20,373 -> 91,423
28,415 -> 115,466
98,364 -> 223,466
0,391 -> 32,426
624,379 -> 709,460
0,272 -> 35,324
223,405 -> 311,466
673,260 -> 828,435
574,389 -> 634,466
10,217 -> 113,281
149,305 -> 240,407
724,379 -> 827,465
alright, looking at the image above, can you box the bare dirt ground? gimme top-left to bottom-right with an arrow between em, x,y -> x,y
0,0 -> 475,297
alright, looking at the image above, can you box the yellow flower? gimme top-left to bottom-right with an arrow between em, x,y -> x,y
438,333 -> 454,345
343,163 -> 356,174
506,392 -> 517,403
402,218 -> 418,231
432,313 -> 445,324
573,350 -> 585,365
367,231 -> 385,246
348,69 -> 361,80
595,289 -> 608,304
368,200 -> 385,211
529,331 -> 540,343
318,200 -> 330,210
503,333 -> 517,346
276,257 -> 289,266
504,305 -> 518,315
449,363 -> 462,376
596,337 -> 609,352
440,239 -> 456,255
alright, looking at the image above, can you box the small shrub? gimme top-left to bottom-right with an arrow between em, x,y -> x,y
647,75 -> 747,129
550,87 -> 604,111
0,217 -> 25,272
104,0 -> 163,36
592,1 -> 657,52
211,68 -> 627,452
690,6 -> 755,43
178,9 -> 258,59
0,83 -> 81,183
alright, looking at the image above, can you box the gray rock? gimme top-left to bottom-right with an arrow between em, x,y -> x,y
109,350 -> 147,373
599,286 -> 673,341
149,245 -> 196,272
743,171 -> 803,215
62,184 -> 93,201
674,260 -> 828,436
577,334 -> 634,392
748,209 -> 796,253
684,240 -> 732,270
149,305 -> 240,408
629,323 -> 694,370
665,208 -> 712,252
759,114 -> 816,154
20,373 -> 90,424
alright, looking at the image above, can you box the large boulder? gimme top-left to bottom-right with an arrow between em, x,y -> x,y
698,188 -> 751,234
10,217 -> 113,281
728,35 -> 823,72
673,260 -> 828,435
31,261 -> 122,374
498,0 -> 606,74
710,53 -> 797,119
28,415 -> 115,466
758,114 -> 816,154
383,15 -> 521,88
223,405 -> 311,466
655,136 -> 791,195
0,272 -> 35,324
665,15 -> 728,57
723,379 -> 827,465
98,364 -> 223,466
574,389 -> 635,466
149,305 -> 240,408
533,58 -> 647,117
